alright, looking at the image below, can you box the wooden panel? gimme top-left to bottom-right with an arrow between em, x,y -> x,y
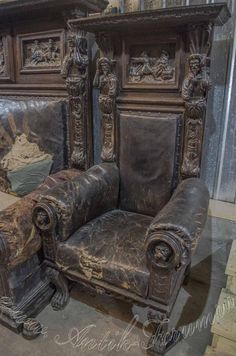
211,289 -> 236,342
226,240 -> 236,277
212,335 -> 236,356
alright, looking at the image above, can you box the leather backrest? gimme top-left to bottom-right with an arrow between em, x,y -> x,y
0,98 -> 69,195
119,112 -> 182,216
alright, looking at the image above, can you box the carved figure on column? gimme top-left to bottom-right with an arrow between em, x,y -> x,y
62,29 -> 88,169
181,53 -> 211,178
94,57 -> 118,162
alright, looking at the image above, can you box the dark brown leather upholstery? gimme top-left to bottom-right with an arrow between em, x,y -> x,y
0,98 -> 69,174
146,177 -> 210,253
0,169 -> 81,269
34,161 -> 209,301
119,112 -> 181,216
38,163 -> 119,241
56,210 -> 152,297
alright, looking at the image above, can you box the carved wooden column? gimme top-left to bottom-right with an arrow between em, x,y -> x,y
93,33 -> 119,162
181,24 -> 213,179
62,28 -> 89,170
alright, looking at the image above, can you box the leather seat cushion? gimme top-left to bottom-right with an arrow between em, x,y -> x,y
56,210 -> 152,297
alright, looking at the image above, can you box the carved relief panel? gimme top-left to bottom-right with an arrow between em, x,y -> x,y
17,30 -> 65,74
123,35 -> 182,90
0,32 -> 14,82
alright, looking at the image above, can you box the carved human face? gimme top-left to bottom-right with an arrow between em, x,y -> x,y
154,243 -> 172,263
100,62 -> 110,75
35,210 -> 49,228
189,58 -> 201,76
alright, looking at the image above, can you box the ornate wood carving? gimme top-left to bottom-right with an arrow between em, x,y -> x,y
129,49 -> 175,84
32,203 -> 58,262
18,30 -> 65,74
24,38 -> 61,67
0,36 -> 6,76
93,57 -> 118,162
46,267 -> 69,311
62,29 -> 88,169
181,24 -> 212,179
0,32 -> 14,82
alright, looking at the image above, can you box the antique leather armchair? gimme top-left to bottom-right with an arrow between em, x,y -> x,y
30,4 -> 230,353
33,121 -> 209,354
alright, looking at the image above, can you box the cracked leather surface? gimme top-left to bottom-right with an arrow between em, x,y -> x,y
147,178 -> 210,253
38,163 -> 119,241
56,209 -> 152,297
0,169 -> 81,270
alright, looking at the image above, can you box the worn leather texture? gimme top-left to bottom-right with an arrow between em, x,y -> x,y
56,210 -> 152,297
38,163 -> 119,241
0,169 -> 81,270
0,98 -> 69,194
147,178 -> 210,253
119,112 -> 181,216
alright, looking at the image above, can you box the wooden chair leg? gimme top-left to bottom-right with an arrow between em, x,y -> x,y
46,267 -> 70,311
147,310 -> 183,355
183,262 -> 191,286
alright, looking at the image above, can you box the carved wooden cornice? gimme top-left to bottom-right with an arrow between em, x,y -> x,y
0,0 -> 108,18
69,4 -> 230,33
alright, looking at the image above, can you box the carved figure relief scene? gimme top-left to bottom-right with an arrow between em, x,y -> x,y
19,31 -> 64,73
129,44 -> 176,84
23,38 -> 60,67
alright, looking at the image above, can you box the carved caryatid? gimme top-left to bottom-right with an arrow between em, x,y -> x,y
181,24 -> 212,179
0,36 -> 5,76
129,50 -> 175,84
62,29 -> 88,169
94,57 -> 118,162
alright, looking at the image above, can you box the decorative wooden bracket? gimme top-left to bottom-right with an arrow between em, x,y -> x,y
181,24 -> 213,179
62,28 -> 89,170
93,34 -> 119,162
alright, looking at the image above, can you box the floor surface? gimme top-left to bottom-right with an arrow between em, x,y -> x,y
0,216 -> 235,356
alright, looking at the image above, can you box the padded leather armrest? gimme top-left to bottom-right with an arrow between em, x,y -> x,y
0,169 -> 82,270
145,178 -> 209,269
33,163 -> 119,242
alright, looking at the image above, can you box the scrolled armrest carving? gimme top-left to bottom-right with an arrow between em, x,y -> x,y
32,203 -> 58,262
145,231 -> 189,270
33,203 -> 57,232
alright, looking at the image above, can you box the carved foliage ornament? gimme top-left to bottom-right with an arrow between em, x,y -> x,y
94,57 -> 118,162
62,29 -> 88,169
181,25 -> 212,178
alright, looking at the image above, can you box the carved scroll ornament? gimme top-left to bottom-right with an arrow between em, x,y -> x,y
62,30 -> 88,169
94,57 -> 118,162
181,25 -> 212,179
